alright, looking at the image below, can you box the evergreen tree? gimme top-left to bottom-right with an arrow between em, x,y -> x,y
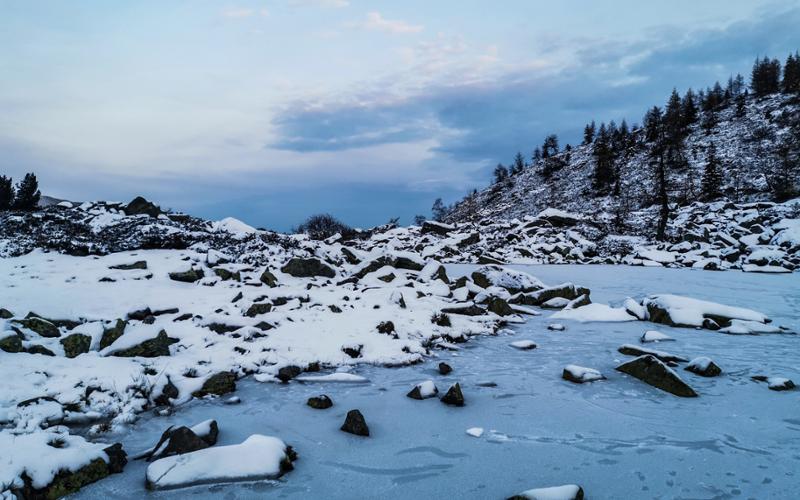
510,152 -> 526,175
783,51 -> 800,94
751,56 -> 782,97
664,88 -> 685,143
493,163 -> 509,183
643,107 -> 662,143
583,121 -> 596,145
735,92 -> 747,118
0,176 -> 13,210
532,147 -> 542,163
13,173 -> 40,211
431,198 -> 447,222
681,89 -> 698,127
413,214 -> 427,226
592,123 -> 615,194
541,134 -> 559,159
701,142 -> 722,201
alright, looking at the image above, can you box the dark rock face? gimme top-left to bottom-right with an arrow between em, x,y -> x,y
14,443 -> 127,499
16,317 -> 60,338
507,485 -> 585,500
307,395 -> 333,409
440,383 -> 465,406
168,268 -> 204,283
376,321 -> 395,335
260,270 -> 279,287
60,333 -> 91,358
112,330 -> 178,358
512,283 -> 591,307
407,382 -> 438,400
441,305 -> 485,316
281,258 -> 336,278
392,256 -> 424,271
487,297 -> 514,316
154,378 -> 179,406
0,333 -> 23,353
341,409 -> 370,436
421,221 -> 452,236
143,426 -> 210,462
192,372 -> 236,397
0,308 -> 13,319
616,355 -> 698,397
25,344 -> 55,356
684,359 -> 722,377
617,345 -> 688,364
438,362 -> 452,375
124,196 -> 161,217
245,302 -> 272,317
342,344 -> 363,358
277,365 -> 302,383
109,260 -> 147,270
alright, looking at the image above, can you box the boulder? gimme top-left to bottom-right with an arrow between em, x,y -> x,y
60,333 -> 91,358
617,344 -> 688,364
192,372 -> 236,397
342,344 -> 363,358
376,321 -> 395,335
441,305 -> 485,316
124,196 -> 161,217
487,297 -> 514,316
751,375 -> 795,391
277,365 -> 302,383
16,316 -> 60,338
245,302 -> 272,317
0,308 -> 13,319
440,383 -> 465,406
111,330 -> 178,358
26,344 -> 55,356
168,268 -> 204,283
406,380 -> 438,400
341,409 -> 370,436
684,357 -> 722,377
154,378 -> 179,406
562,365 -> 605,384
510,340 -> 537,350
507,484 -> 584,500
616,355 -> 698,397
281,258 -> 336,278
421,220 -> 453,236
307,395 -> 333,409
0,333 -> 23,353
109,261 -> 147,270
260,270 -> 279,287
512,283 -> 590,307
213,268 -> 241,281
142,426 -> 211,462
438,362 -> 453,375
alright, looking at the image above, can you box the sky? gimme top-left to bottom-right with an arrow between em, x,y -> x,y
1,0 -> 799,231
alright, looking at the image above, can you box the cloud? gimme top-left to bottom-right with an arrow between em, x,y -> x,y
222,7 -> 269,18
356,12 -> 423,35
290,0 -> 349,8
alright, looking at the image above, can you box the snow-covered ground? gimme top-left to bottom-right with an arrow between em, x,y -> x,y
60,264 -> 799,499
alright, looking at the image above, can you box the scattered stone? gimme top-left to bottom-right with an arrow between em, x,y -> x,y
617,344 -> 688,364
640,330 -> 674,343
616,355 -> 698,397
260,270 -> 279,287
341,409 -> 370,436
307,395 -> 333,409
124,196 -> 161,217
342,344 -> 363,358
60,333 -> 91,358
245,302 -> 272,317
421,220 -> 453,236
224,396 -> 241,405
192,372 -> 237,397
562,365 -> 605,383
510,340 -> 537,350
25,344 -> 55,356
15,316 -> 60,338
507,484 -> 584,500
168,268 -> 204,283
109,261 -> 147,270
438,362 -> 452,375
281,258 -> 336,278
0,308 -> 13,319
111,330 -> 179,358
127,308 -> 152,321
751,375 -> 795,391
547,323 -> 566,331
441,305 -> 485,316
142,426 -> 211,462
0,333 -> 23,353
684,357 -> 722,377
487,297 -> 514,316
277,365 -> 302,383
406,380 -> 438,400
376,321 -> 395,335
154,378 -> 179,406
441,383 -> 465,406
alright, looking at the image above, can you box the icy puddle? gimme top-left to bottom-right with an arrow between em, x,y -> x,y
76,265 -> 799,499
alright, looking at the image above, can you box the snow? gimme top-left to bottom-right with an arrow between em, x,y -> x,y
718,319 -> 786,335
686,357 -> 714,371
510,340 -> 537,350
145,434 -> 290,490
642,294 -> 769,326
640,330 -> 674,343
294,373 -> 370,383
413,380 -> 438,398
465,427 -> 484,438
563,365 -> 604,383
742,264 -> 791,273
551,303 -> 637,323
212,217 -> 257,237
637,249 -> 677,264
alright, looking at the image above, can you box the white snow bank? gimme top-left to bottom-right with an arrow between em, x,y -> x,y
513,484 -> 583,500
552,303 -> 637,323
563,365 -> 604,383
643,294 -> 769,327
294,373 -> 369,383
640,330 -> 674,343
510,340 -> 537,350
466,427 -> 484,438
145,434 -> 291,490
212,217 -> 256,237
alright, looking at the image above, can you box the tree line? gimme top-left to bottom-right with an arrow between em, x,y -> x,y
433,51 -> 800,232
0,173 -> 41,211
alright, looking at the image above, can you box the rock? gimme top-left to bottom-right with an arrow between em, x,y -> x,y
547,323 -> 566,331
277,365 -> 302,383
507,484 -> 584,500
376,321 -> 395,335
640,330 -> 673,343
441,305 -> 485,316
213,268 -> 240,281
684,357 -> 722,377
112,330 -> 179,358
510,340 -> 537,350
25,344 -> 55,356
14,443 -> 127,499
616,355 -> 698,397
421,220 -> 453,236
377,272 -> 395,282
109,260 -> 147,270
124,196 -> 161,217
456,232 -> 480,247
751,375 -> 795,391
307,395 -> 333,409
245,302 -> 272,317
431,312 -> 452,326
617,344 -> 688,363
341,409 -> 370,436
406,380 -> 439,400
342,344 -> 363,358
391,256 -> 424,271
60,333 -> 91,358
0,308 -> 13,319
541,297 -> 570,309
143,426 -> 211,462
487,297 -> 514,316
0,333 -> 23,353
127,308 -> 152,321
512,283 -> 590,307
260,270 -> 279,287
16,316 -> 60,338
562,365 -> 606,383
477,255 -> 504,265
438,362 -> 453,375
154,378 -> 179,406
168,268 -> 204,283
281,258 -> 336,278
192,372 -> 237,397
440,383 -> 465,406
206,322 -> 242,334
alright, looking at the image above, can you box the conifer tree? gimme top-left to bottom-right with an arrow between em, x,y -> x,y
13,173 -> 40,211
541,135 -> 559,159
493,164 -> 509,183
681,89 -> 698,127
431,198 -> 446,222
783,51 -> 800,94
510,152 -> 526,175
701,143 -> 722,201
583,121 -> 595,145
0,176 -> 13,210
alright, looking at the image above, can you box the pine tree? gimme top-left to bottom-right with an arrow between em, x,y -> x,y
13,173 -> 40,211
735,92 -> 747,118
583,121 -> 595,145
681,89 -> 698,127
542,134 -> 559,159
510,152 -> 526,175
701,142 -> 722,201
644,107 -> 662,143
592,123 -> 615,194
0,176 -> 14,210
751,56 -> 782,97
532,147 -> 542,164
431,198 -> 446,222
783,51 -> 800,94
493,163 -> 509,183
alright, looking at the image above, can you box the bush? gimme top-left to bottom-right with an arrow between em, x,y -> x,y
296,213 -> 354,240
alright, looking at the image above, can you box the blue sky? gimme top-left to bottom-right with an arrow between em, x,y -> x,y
1,0 -> 799,230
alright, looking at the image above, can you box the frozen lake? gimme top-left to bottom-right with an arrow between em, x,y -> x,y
77,265 -> 800,499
